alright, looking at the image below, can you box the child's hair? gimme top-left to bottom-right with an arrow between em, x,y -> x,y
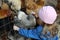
36,17 -> 58,37
43,23 -> 58,37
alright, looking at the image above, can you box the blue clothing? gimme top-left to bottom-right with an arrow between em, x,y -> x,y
18,25 -> 58,40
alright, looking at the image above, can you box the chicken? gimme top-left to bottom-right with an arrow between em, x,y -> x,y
0,9 -> 11,19
14,11 -> 36,28
25,0 -> 45,17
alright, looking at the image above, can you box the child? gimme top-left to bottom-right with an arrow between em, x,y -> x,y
13,6 -> 58,40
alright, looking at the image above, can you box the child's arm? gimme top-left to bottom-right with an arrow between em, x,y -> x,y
13,25 -> 43,39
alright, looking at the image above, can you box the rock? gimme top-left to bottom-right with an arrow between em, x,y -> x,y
44,0 -> 57,7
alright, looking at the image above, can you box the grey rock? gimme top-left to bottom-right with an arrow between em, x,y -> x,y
44,0 -> 57,7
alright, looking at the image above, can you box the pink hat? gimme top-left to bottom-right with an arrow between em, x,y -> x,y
38,6 -> 57,24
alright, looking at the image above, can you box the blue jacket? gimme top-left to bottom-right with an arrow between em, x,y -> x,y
18,25 -> 58,40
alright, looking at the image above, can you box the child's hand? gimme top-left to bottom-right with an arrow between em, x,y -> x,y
13,25 -> 20,31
